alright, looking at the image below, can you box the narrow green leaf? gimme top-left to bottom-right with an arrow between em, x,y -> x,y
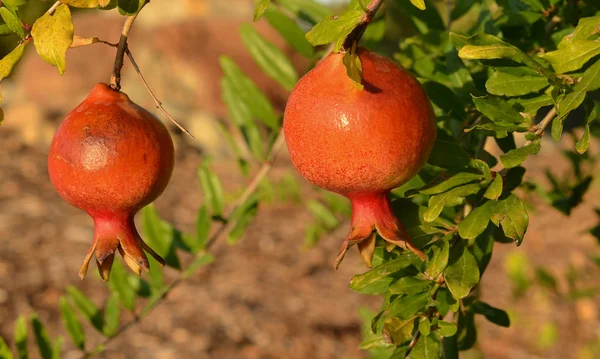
417,173 -> 483,196
444,243 -> 480,299
227,197 -> 259,244
66,286 -> 104,332
411,334 -> 441,358
108,260 -> 136,311
0,8 -> 25,38
3,0 -> 27,8
437,321 -> 458,337
459,201 -> 493,240
305,10 -> 363,51
0,336 -> 12,359
471,301 -> 510,327
350,252 -> 420,294
141,205 -> 181,269
410,0 -> 426,10
118,0 -> 144,15
389,292 -> 430,319
58,297 -> 85,350
197,160 -> 225,217
194,205 -> 211,253
542,40 -> 600,74
264,7 -> 314,58
426,239 -> 450,278
535,267 -> 557,291
342,50 -> 364,90
0,42 -> 25,82
14,317 -> 27,359
276,0 -> 330,24
102,293 -> 121,337
31,4 -> 74,75
499,140 -> 541,168
472,96 -> 526,124
424,184 -> 481,222
240,23 -> 298,90
30,315 -> 52,359
486,71 -> 548,97
419,318 -> 431,336
576,102 -> 597,154
253,0 -> 270,21
472,227 -> 494,274
483,175 -> 503,200
184,254 -> 215,278
389,277 -> 432,295
51,338 -> 62,359
490,194 -> 528,245
307,200 -> 338,229
219,56 -> 278,129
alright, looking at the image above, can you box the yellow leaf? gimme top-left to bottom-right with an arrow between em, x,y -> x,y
32,4 -> 74,75
409,0 -> 426,10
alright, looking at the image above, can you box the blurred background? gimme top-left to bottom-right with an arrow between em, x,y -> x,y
0,0 -> 599,358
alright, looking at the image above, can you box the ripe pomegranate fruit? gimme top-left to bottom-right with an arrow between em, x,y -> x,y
284,48 -> 437,268
48,83 -> 174,281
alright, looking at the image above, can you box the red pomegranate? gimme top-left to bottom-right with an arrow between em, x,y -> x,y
48,83 -> 174,280
284,48 -> 437,268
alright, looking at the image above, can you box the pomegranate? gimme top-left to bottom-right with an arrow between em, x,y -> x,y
284,48 -> 437,268
48,83 -> 174,280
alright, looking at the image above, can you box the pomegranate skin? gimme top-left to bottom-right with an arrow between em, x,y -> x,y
48,83 -> 174,280
283,49 -> 437,268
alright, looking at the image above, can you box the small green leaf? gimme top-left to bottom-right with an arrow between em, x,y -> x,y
576,101 -> 597,154
437,321 -> 458,337
3,0 -> 27,8
264,7 -> 314,58
194,205 -> 211,253
509,94 -> 553,114
499,140 -> 541,168
472,95 -> 526,125
444,243 -> 480,299
31,4 -> 74,75
426,239 -> 449,278
30,315 -> 52,359
419,318 -> 431,336
240,23 -> 298,90
0,43 -> 25,83
141,205 -> 181,269
118,0 -> 144,15
0,336 -> 12,359
51,338 -> 62,359
416,173 -> 483,196
198,160 -> 225,217
389,277 -> 432,295
484,175 -> 503,200
486,70 -> 549,97
389,292 -> 430,319
227,197 -> 259,244
0,7 -> 25,38
342,50 -> 364,90
490,194 -> 528,245
253,0 -> 270,21
276,0 -> 330,24
66,286 -> 104,332
424,183 -> 481,222
350,252 -> 420,294
411,334 -> 441,358
102,293 -> 121,337
59,297 -> 85,350
305,10 -> 363,52
382,317 -> 415,346
410,0 -> 426,10
108,260 -> 136,311
542,40 -> 600,74
436,287 -> 458,316
184,254 -> 215,278
535,267 -> 557,291
459,201 -> 494,240
14,316 -> 27,359
471,301 -> 510,327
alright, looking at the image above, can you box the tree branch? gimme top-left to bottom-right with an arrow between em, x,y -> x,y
342,0 -> 384,50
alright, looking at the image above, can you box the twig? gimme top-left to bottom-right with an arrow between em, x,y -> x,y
47,1 -> 61,15
524,107 -> 557,146
404,330 -> 421,358
124,49 -> 195,139
109,1 -> 148,91
85,130 -> 286,357
342,0 -> 384,50
70,36 -> 118,49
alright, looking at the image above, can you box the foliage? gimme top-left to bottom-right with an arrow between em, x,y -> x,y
0,0 -> 599,358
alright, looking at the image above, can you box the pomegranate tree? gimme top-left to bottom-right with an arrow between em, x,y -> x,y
284,48 -> 437,268
48,83 -> 174,281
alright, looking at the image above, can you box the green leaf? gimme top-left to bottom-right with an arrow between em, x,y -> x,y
59,0 -> 113,8
305,10 -> 363,52
102,293 -> 121,337
240,23 -> 298,91
427,138 -> 471,169
197,160 -> 225,217
0,336 -> 12,359
253,0 -> 270,21
141,205 -> 181,269
483,175 -> 503,200
3,0 -> 27,8
193,205 -> 211,253
31,4 -> 74,75
389,292 -> 430,319
509,94 -> 553,114
14,316 -> 27,359
437,321 -> 458,337
424,183 -> 481,222
0,8 -> 25,38
535,267 -> 557,291
30,315 -> 52,359
147,255 -> 164,292
227,196 -> 259,244
558,16 -> 600,48
472,227 -> 494,274
264,7 -> 314,58
220,77 -> 265,160
414,173 -> 483,196
410,0 -> 426,10
491,194 -> 528,245
425,239 -> 449,278
411,334 -> 441,358
219,56 -> 279,129
389,277 -> 432,295
66,286 -> 104,332
486,71 -> 549,97
436,287 -> 458,316
471,302 -> 510,327
459,201 -> 494,240
541,40 -> 600,74
499,140 -> 541,168
419,318 -> 431,336
58,297 -> 85,350
118,0 -> 144,15
0,43 -> 25,82
350,252 -> 420,294
307,200 -> 339,229
215,120 -> 250,175
382,317 -> 415,346
276,0 -> 330,24
444,243 -> 480,299
342,50 -> 364,90
108,260 -> 136,311
576,101 -> 597,154
472,95 -> 526,124
183,254 -> 214,278
51,338 -> 62,359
